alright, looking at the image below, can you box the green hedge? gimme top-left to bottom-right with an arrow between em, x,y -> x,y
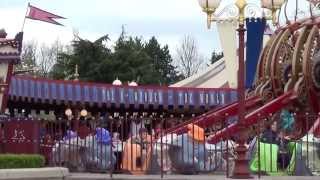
0,154 -> 45,169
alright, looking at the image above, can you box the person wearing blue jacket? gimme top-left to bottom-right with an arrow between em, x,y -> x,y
87,127 -> 116,170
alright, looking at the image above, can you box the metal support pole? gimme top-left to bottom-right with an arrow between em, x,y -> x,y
160,116 -> 164,179
231,23 -> 252,179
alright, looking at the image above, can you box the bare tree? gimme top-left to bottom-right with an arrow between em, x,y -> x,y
176,35 -> 204,78
15,41 -> 38,75
16,40 -> 63,77
37,40 -> 62,77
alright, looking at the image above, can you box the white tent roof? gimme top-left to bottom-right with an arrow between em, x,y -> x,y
170,58 -> 229,88
171,34 -> 271,89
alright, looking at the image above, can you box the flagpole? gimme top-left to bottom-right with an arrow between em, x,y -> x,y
21,2 -> 30,32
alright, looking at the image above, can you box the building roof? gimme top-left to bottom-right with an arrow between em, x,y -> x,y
0,31 -> 23,64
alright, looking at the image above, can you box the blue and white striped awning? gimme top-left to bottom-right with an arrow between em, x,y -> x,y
9,76 -> 238,110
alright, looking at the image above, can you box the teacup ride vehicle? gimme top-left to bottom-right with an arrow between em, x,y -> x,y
121,130 -> 153,174
51,128 -> 116,172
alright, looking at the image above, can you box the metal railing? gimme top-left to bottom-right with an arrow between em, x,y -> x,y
0,113 -> 319,178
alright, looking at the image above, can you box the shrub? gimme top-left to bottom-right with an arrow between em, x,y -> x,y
0,154 -> 45,169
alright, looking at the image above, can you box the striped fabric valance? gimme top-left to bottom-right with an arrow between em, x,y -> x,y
9,76 -> 238,110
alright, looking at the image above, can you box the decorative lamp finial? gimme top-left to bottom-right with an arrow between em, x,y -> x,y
112,77 -> 122,86
128,81 -> 138,86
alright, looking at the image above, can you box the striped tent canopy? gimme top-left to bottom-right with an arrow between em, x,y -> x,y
8,76 -> 238,110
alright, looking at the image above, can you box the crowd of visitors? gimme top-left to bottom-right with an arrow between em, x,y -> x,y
37,109 -> 296,173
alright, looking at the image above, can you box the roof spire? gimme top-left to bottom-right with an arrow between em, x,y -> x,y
0,29 -> 7,38
74,64 -> 79,81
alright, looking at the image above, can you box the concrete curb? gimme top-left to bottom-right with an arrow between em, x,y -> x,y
68,174 -> 320,180
0,167 -> 69,180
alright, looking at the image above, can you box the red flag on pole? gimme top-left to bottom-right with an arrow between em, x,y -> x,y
26,4 -> 65,26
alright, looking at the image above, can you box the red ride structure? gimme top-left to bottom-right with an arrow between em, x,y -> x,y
169,18 -> 320,140
166,15 -> 320,176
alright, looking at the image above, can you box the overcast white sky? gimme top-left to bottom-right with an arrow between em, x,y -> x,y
0,0 -> 311,61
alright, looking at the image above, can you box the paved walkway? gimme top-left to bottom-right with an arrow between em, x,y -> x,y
69,173 -> 320,180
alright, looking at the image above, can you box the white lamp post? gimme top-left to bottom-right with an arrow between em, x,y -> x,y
80,109 -> 88,117
261,0 -> 285,9
261,0 -> 285,25
128,81 -> 138,86
65,108 -> 73,121
65,108 -> 72,117
197,0 -> 221,28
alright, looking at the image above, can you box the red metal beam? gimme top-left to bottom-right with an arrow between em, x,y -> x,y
166,95 -> 262,134
207,91 -> 296,144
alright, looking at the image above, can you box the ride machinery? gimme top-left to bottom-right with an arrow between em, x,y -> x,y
167,16 -> 320,143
